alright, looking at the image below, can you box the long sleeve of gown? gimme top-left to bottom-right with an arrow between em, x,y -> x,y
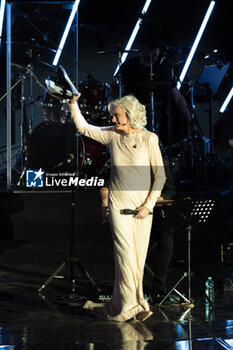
70,102 -> 113,145
143,133 -> 166,211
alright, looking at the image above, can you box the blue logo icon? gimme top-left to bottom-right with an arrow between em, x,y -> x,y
26,169 -> 44,188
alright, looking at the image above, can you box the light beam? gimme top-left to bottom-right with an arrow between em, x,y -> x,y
0,0 -> 6,44
219,86 -> 233,113
114,0 -> 152,76
177,1 -> 215,90
52,0 -> 80,66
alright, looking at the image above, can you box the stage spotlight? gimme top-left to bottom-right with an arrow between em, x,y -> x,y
0,0 -> 6,44
113,0 -> 152,76
52,0 -> 80,66
177,0 -> 215,90
220,86 -> 233,113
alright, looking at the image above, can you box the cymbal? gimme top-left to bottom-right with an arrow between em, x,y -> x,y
97,48 -> 140,55
11,40 -> 56,53
11,59 -> 55,72
33,43 -> 56,53
35,58 -> 56,70
12,54 -> 55,71
11,40 -> 30,46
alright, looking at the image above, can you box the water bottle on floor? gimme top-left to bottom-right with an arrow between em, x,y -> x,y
205,276 -> 214,303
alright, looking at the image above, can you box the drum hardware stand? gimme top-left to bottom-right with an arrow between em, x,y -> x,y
149,54 -> 155,133
16,73 -> 28,186
0,71 -> 26,103
149,52 -> 173,167
155,198 -> 216,307
38,134 -> 101,300
1,62 -> 37,187
4,68 -> 30,187
116,47 -> 123,99
16,65 -> 37,187
0,70 -> 29,186
0,72 -> 26,185
164,56 -> 174,169
27,62 -> 34,134
188,83 -> 204,138
179,82 -> 206,178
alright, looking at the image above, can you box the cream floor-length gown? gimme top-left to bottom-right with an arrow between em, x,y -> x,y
70,102 -> 166,321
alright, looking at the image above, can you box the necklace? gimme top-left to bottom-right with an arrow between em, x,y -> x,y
133,132 -> 138,149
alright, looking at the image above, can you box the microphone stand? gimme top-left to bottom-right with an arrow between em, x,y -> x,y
38,163 -> 101,300
38,68 -> 101,300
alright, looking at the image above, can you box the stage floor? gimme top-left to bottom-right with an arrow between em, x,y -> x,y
0,258 -> 233,349
0,189 -> 233,349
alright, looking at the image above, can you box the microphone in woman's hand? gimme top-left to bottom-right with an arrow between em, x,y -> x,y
120,209 -> 153,215
58,65 -> 81,97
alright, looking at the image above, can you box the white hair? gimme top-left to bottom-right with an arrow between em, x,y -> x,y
108,95 -> 147,129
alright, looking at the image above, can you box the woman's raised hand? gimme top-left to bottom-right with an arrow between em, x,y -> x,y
69,94 -> 80,104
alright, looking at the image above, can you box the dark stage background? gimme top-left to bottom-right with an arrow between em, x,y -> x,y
0,0 -> 233,270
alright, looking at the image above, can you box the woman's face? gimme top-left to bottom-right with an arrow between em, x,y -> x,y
111,105 -> 130,131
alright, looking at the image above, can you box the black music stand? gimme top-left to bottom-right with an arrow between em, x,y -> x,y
195,63 -> 230,98
154,198 -> 216,307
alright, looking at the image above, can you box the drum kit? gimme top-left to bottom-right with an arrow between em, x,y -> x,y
8,47 -> 112,185
27,71 -> 110,177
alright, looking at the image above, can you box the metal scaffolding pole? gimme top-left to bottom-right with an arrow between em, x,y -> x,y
75,9 -> 79,85
5,1 -> 79,191
6,2 -> 11,191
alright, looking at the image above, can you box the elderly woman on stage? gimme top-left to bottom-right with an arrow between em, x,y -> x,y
69,94 -> 166,322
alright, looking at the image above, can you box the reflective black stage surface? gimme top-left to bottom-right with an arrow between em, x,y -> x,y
0,189 -> 233,349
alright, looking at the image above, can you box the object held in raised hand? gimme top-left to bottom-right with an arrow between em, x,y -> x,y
58,65 -> 81,97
